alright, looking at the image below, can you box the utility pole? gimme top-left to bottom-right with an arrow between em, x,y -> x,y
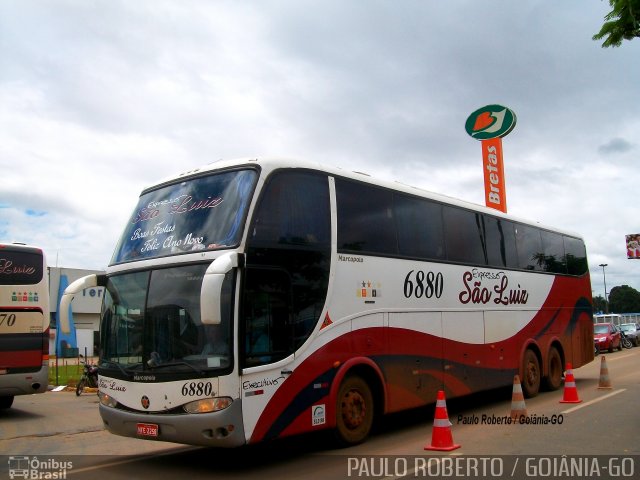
599,263 -> 609,313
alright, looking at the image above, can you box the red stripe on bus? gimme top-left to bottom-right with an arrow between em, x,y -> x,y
0,350 -> 42,368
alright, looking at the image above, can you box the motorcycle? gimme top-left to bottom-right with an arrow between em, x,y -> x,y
76,361 -> 99,396
620,330 -> 634,349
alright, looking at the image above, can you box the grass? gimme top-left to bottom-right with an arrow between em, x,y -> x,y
48,361 -> 83,387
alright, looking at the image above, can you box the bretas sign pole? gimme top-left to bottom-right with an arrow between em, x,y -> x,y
465,104 -> 517,214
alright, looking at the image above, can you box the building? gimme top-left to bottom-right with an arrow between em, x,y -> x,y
48,267 -> 105,358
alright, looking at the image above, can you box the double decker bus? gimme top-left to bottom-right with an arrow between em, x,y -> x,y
61,158 -> 593,446
0,243 -> 49,409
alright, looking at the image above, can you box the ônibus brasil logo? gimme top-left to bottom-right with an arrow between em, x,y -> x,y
465,104 -> 517,140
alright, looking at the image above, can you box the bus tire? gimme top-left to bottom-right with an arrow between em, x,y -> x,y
521,349 -> 540,398
334,375 -> 374,446
0,396 -> 14,409
543,346 -> 563,391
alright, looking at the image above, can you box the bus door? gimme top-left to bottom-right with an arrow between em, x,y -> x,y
240,169 -> 332,442
240,265 -> 295,441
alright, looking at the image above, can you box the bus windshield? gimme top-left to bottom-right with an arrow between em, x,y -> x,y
111,168 -> 257,265
100,264 -> 233,373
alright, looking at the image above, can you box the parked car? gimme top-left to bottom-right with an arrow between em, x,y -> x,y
619,323 -> 640,347
594,322 -> 622,352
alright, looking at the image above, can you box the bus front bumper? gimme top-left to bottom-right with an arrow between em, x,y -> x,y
99,399 -> 245,447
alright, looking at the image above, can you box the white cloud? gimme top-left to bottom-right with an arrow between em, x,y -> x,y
0,0 -> 639,295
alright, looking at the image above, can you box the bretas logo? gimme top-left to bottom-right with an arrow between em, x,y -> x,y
465,105 -> 517,140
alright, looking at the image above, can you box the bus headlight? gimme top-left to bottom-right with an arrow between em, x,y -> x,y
183,397 -> 232,414
98,391 -> 118,408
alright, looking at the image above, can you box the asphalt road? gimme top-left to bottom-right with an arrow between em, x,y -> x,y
1,347 -> 638,479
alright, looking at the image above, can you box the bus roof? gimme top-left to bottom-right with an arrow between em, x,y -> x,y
0,242 -> 44,254
141,157 -> 585,240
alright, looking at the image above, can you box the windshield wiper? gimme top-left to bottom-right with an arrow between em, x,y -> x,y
123,362 -> 144,371
147,360 -> 205,375
100,360 -> 133,378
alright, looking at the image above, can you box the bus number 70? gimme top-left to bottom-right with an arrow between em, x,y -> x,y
0,313 -> 17,327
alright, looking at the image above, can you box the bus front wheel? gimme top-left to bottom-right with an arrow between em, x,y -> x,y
334,375 -> 374,446
521,349 -> 541,398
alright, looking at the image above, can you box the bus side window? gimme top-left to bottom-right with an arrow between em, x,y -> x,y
541,231 -> 567,274
336,178 -> 396,255
443,206 -> 487,265
251,172 -> 330,248
394,194 -> 445,260
515,224 -> 544,271
564,236 -> 588,275
485,217 -> 518,268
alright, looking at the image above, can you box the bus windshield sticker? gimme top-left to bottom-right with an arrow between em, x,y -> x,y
111,169 -> 257,264
0,252 -> 44,285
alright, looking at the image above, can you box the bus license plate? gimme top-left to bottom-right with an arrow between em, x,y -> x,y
136,423 -> 158,437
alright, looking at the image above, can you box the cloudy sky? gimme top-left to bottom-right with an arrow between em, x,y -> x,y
1,1 -> 638,299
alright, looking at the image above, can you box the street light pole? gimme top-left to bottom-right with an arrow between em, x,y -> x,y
599,263 -> 608,314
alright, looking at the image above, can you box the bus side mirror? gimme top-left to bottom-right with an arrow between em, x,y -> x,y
60,274 -> 106,333
201,252 -> 239,325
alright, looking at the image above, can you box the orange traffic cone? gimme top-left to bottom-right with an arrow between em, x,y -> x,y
597,355 -> 612,389
424,390 -> 461,451
510,375 -> 527,421
560,362 -> 582,403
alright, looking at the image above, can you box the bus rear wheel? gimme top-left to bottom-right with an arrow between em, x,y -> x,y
334,375 -> 374,446
543,346 -> 563,391
0,396 -> 14,409
521,349 -> 541,398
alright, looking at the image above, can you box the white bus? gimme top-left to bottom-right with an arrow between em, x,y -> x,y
61,158 -> 593,446
593,314 -> 622,325
0,243 -> 49,409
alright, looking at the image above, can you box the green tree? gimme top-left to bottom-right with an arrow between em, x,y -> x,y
593,0 -> 640,47
592,294 -> 608,313
608,285 -> 640,312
